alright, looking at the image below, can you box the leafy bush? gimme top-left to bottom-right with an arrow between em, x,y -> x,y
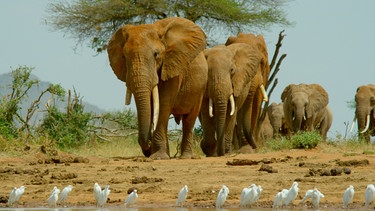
262,138 -> 293,151
39,90 -> 92,149
291,131 -> 322,149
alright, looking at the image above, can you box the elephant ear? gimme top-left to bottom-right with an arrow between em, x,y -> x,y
306,84 -> 329,118
228,43 -> 261,97
281,84 -> 295,102
107,25 -> 130,82
155,17 -> 207,81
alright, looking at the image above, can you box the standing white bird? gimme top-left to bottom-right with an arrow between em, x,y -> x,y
240,184 -> 258,208
301,188 -> 325,205
365,184 -> 375,207
273,189 -> 288,209
8,186 -> 25,207
342,185 -> 355,209
48,187 -> 60,207
98,184 -> 111,207
240,186 -> 252,208
311,188 -> 324,209
254,185 -> 263,203
285,181 -> 299,207
176,185 -> 188,206
216,184 -> 229,208
125,189 -> 138,207
59,185 -> 73,205
93,183 -> 101,207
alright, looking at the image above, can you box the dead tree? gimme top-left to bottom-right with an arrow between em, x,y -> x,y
255,30 -> 287,142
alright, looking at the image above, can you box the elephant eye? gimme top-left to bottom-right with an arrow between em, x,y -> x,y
154,52 -> 159,58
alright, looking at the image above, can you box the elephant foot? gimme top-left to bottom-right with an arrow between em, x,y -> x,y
179,152 -> 201,159
237,145 -> 255,154
150,151 -> 170,160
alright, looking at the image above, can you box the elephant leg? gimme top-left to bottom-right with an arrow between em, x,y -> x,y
224,113 -> 236,154
319,118 -> 329,141
180,100 -> 202,159
150,79 -> 180,160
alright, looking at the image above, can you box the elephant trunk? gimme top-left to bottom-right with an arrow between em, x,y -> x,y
214,102 -> 228,156
293,107 -> 305,132
356,107 -> 370,134
133,88 -> 153,157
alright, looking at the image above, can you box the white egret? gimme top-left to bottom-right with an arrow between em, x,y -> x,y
8,187 -> 17,207
59,185 -> 73,205
301,188 -> 324,206
240,186 -> 252,208
311,188 -> 324,209
93,182 -> 101,207
285,181 -> 299,207
125,189 -> 138,207
48,187 -> 60,208
216,184 -> 229,208
342,185 -> 354,209
98,184 -> 110,207
240,184 -> 258,208
8,186 -> 25,207
254,185 -> 263,203
273,189 -> 288,209
365,184 -> 375,207
176,185 -> 188,206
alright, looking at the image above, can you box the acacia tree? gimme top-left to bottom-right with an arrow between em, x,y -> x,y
45,0 -> 292,52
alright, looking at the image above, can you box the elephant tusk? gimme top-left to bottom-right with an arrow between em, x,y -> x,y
349,115 -> 356,133
125,87 -> 132,105
260,84 -> 268,102
209,98 -> 214,117
360,114 -> 370,133
152,86 -> 160,132
229,94 -> 235,116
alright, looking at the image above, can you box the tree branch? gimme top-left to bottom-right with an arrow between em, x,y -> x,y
269,30 -> 286,72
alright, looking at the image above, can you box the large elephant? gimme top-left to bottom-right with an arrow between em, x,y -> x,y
199,43 -> 261,156
107,17 -> 208,159
351,84 -> 375,142
267,102 -> 288,138
281,83 -> 332,140
225,33 -> 270,150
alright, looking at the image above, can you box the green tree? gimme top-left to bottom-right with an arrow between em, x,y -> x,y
0,66 -> 65,138
45,0 -> 293,52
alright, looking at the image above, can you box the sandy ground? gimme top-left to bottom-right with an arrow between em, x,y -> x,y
0,145 -> 374,209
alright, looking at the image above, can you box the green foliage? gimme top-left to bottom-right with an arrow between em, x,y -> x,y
45,0 -> 293,52
193,125 -> 203,138
290,131 -> 322,149
0,66 -> 66,139
262,138 -> 293,151
39,90 -> 92,149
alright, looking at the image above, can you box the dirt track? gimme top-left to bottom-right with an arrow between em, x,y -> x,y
0,146 -> 374,209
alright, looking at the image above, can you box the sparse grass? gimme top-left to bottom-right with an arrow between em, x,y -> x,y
2,130 -> 375,159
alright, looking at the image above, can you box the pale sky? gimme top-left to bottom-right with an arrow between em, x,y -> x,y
1,1 -> 375,138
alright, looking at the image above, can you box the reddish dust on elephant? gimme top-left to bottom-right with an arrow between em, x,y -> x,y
0,147 -> 374,209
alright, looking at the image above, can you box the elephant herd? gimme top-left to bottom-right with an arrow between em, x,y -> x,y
106,17 -> 375,159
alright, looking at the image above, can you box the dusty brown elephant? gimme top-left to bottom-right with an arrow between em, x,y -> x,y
225,33 -> 270,150
107,17 -> 208,159
281,83 -> 332,140
351,84 -> 375,142
199,43 -> 261,156
267,102 -> 288,138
